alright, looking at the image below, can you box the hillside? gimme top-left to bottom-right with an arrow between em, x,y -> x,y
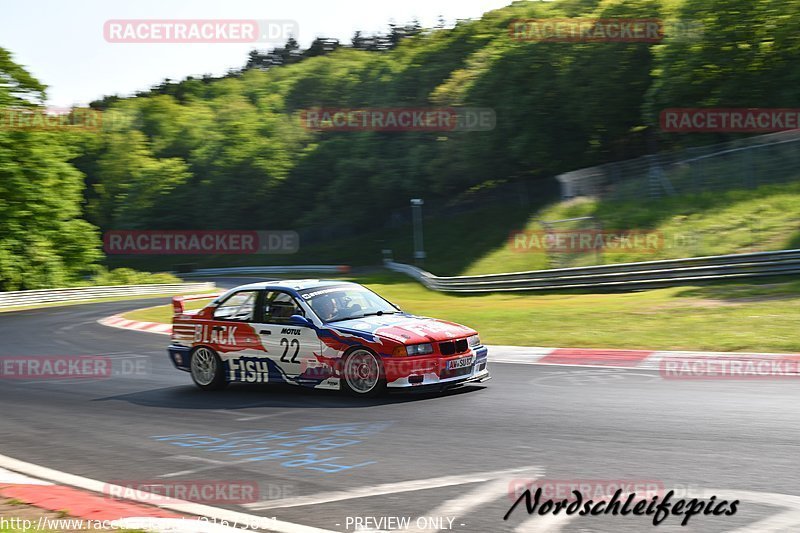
464,182 -> 800,275
4,0 -> 800,288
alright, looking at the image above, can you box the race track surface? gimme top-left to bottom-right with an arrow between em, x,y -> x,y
1,279 -> 799,532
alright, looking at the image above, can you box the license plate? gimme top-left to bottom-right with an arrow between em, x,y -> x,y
447,356 -> 474,370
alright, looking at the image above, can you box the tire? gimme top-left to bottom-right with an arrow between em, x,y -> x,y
341,348 -> 386,397
190,346 -> 228,391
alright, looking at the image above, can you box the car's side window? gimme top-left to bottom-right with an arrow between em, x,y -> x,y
263,291 -> 304,324
213,291 -> 258,322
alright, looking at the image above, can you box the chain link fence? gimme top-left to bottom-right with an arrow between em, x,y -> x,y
557,130 -> 800,201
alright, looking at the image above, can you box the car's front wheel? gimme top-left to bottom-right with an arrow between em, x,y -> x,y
342,348 -> 386,397
190,346 -> 228,391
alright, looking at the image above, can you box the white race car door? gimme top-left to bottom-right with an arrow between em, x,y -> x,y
254,290 -> 322,385
204,289 -> 268,384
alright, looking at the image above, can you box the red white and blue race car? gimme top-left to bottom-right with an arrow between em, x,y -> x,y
168,280 -> 490,396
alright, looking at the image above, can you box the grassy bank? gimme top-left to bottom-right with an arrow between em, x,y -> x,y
124,298 -> 213,323
464,182 -> 800,275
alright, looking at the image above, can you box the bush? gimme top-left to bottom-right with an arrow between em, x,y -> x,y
82,267 -> 180,287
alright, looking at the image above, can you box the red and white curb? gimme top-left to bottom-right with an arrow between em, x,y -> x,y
99,314 -> 172,335
98,312 -> 800,375
0,454 -> 337,533
0,466 -> 185,531
488,345 -> 800,374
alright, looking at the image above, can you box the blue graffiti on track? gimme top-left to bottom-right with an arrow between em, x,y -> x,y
151,421 -> 392,474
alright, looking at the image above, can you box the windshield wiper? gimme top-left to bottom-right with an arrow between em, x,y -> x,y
327,310 -> 398,323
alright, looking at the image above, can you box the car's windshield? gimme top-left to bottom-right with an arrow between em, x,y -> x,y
300,285 -> 399,323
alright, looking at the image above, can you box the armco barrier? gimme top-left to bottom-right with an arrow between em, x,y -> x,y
0,282 -> 216,309
386,249 -> 800,292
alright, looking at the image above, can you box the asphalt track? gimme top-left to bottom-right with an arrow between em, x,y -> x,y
1,278 -> 800,532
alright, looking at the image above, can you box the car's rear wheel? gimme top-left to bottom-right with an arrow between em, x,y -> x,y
190,347 -> 228,391
342,348 -> 386,397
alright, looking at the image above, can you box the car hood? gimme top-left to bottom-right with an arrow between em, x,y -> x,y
328,313 -> 477,345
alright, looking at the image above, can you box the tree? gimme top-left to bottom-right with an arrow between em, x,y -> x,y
0,48 -> 102,289
304,38 -> 340,58
352,31 -> 367,49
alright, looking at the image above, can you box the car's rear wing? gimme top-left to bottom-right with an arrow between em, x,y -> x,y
172,293 -> 220,318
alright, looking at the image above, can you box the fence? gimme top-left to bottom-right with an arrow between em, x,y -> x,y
385,249 -> 800,293
0,282 -> 216,309
557,129 -> 800,201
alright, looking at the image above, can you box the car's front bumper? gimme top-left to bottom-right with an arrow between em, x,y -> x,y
384,346 -> 489,389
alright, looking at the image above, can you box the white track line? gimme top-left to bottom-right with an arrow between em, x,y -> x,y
726,510 -> 800,533
245,466 -> 543,511
0,466 -> 52,485
0,453 -> 338,533
407,472 -> 543,532
158,457 -> 267,479
513,512 -> 577,533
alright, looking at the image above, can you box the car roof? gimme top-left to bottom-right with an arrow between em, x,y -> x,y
233,279 -> 358,293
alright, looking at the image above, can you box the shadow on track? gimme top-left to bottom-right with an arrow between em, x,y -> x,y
93,382 -> 487,410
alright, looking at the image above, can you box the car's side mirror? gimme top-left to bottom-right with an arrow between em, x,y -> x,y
289,314 -> 313,327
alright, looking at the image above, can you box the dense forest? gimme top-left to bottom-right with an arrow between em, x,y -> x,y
2,0 -> 799,289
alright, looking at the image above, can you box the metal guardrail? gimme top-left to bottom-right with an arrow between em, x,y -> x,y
181,265 -> 351,277
386,249 -> 800,292
0,282 -> 216,308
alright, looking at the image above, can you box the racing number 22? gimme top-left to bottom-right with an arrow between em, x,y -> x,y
280,338 -> 300,363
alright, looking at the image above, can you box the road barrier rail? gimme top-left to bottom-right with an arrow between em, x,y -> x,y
386,249 -> 800,292
0,282 -> 216,308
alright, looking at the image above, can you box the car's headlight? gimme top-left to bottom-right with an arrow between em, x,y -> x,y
468,335 -> 481,347
406,343 -> 434,356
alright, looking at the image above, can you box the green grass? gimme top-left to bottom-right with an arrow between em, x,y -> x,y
124,298 -> 214,323
121,273 -> 800,353
464,182 -> 800,275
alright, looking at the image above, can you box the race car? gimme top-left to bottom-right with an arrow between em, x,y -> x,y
168,280 -> 490,396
